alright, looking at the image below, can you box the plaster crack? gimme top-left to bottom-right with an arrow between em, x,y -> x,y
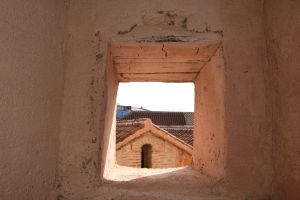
162,44 -> 168,57
195,47 -> 200,56
118,24 -> 138,35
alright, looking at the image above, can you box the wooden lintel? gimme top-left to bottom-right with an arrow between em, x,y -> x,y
110,40 -> 221,60
115,62 -> 206,73
110,39 -> 221,82
114,58 -> 207,63
117,73 -> 198,82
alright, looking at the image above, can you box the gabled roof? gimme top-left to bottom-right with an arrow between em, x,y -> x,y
120,111 -> 194,126
116,119 -> 145,143
116,119 -> 193,154
160,126 -> 193,146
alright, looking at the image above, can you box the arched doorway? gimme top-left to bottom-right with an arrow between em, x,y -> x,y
141,144 -> 152,168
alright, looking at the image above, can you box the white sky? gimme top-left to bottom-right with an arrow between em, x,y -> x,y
117,82 -> 194,112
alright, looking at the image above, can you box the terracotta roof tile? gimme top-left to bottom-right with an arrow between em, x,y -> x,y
116,119 -> 146,143
160,126 -> 193,146
116,119 -> 193,146
120,111 -> 194,126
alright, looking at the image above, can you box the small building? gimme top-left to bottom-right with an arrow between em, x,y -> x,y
116,118 -> 193,168
116,105 -> 149,119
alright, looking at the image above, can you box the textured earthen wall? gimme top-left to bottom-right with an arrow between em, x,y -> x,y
264,1 -> 300,199
0,1 -> 65,199
100,46 -> 118,178
194,48 -> 226,178
58,1 -> 272,199
117,132 -> 192,168
1,1 -> 298,199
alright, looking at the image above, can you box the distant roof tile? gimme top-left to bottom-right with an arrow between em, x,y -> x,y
116,119 -> 146,143
160,126 -> 193,146
120,111 -> 194,126
116,119 -> 193,146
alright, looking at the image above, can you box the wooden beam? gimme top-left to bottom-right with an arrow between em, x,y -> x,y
117,73 -> 198,82
115,61 -> 206,73
111,43 -> 165,58
110,41 -> 221,60
163,41 -> 220,59
114,58 -> 206,63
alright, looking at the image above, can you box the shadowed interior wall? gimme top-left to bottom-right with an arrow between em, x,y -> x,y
101,49 -> 119,177
0,1 -> 65,199
58,1 -> 273,199
0,1 -> 299,200
264,0 -> 300,199
194,48 -> 226,178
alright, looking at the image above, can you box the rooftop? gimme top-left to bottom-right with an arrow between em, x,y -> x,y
116,119 -> 193,146
120,111 -> 194,126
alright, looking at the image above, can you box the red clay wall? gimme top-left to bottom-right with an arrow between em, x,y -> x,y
0,1 -> 65,199
265,1 -> 300,199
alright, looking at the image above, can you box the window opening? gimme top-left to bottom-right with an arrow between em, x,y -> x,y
115,82 -> 194,169
102,38 -> 225,180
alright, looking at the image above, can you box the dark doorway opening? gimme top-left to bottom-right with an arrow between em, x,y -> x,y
141,144 -> 152,168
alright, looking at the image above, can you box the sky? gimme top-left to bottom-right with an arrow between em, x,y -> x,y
116,82 -> 195,112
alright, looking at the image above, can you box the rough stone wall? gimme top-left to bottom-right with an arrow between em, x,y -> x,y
264,0 -> 300,199
0,1 -> 65,199
117,132 -> 192,168
58,1 -> 272,199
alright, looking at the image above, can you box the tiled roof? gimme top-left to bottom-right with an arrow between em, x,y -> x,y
116,119 -> 193,146
120,111 -> 194,126
183,113 -> 194,126
160,126 -> 193,146
116,119 -> 145,143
